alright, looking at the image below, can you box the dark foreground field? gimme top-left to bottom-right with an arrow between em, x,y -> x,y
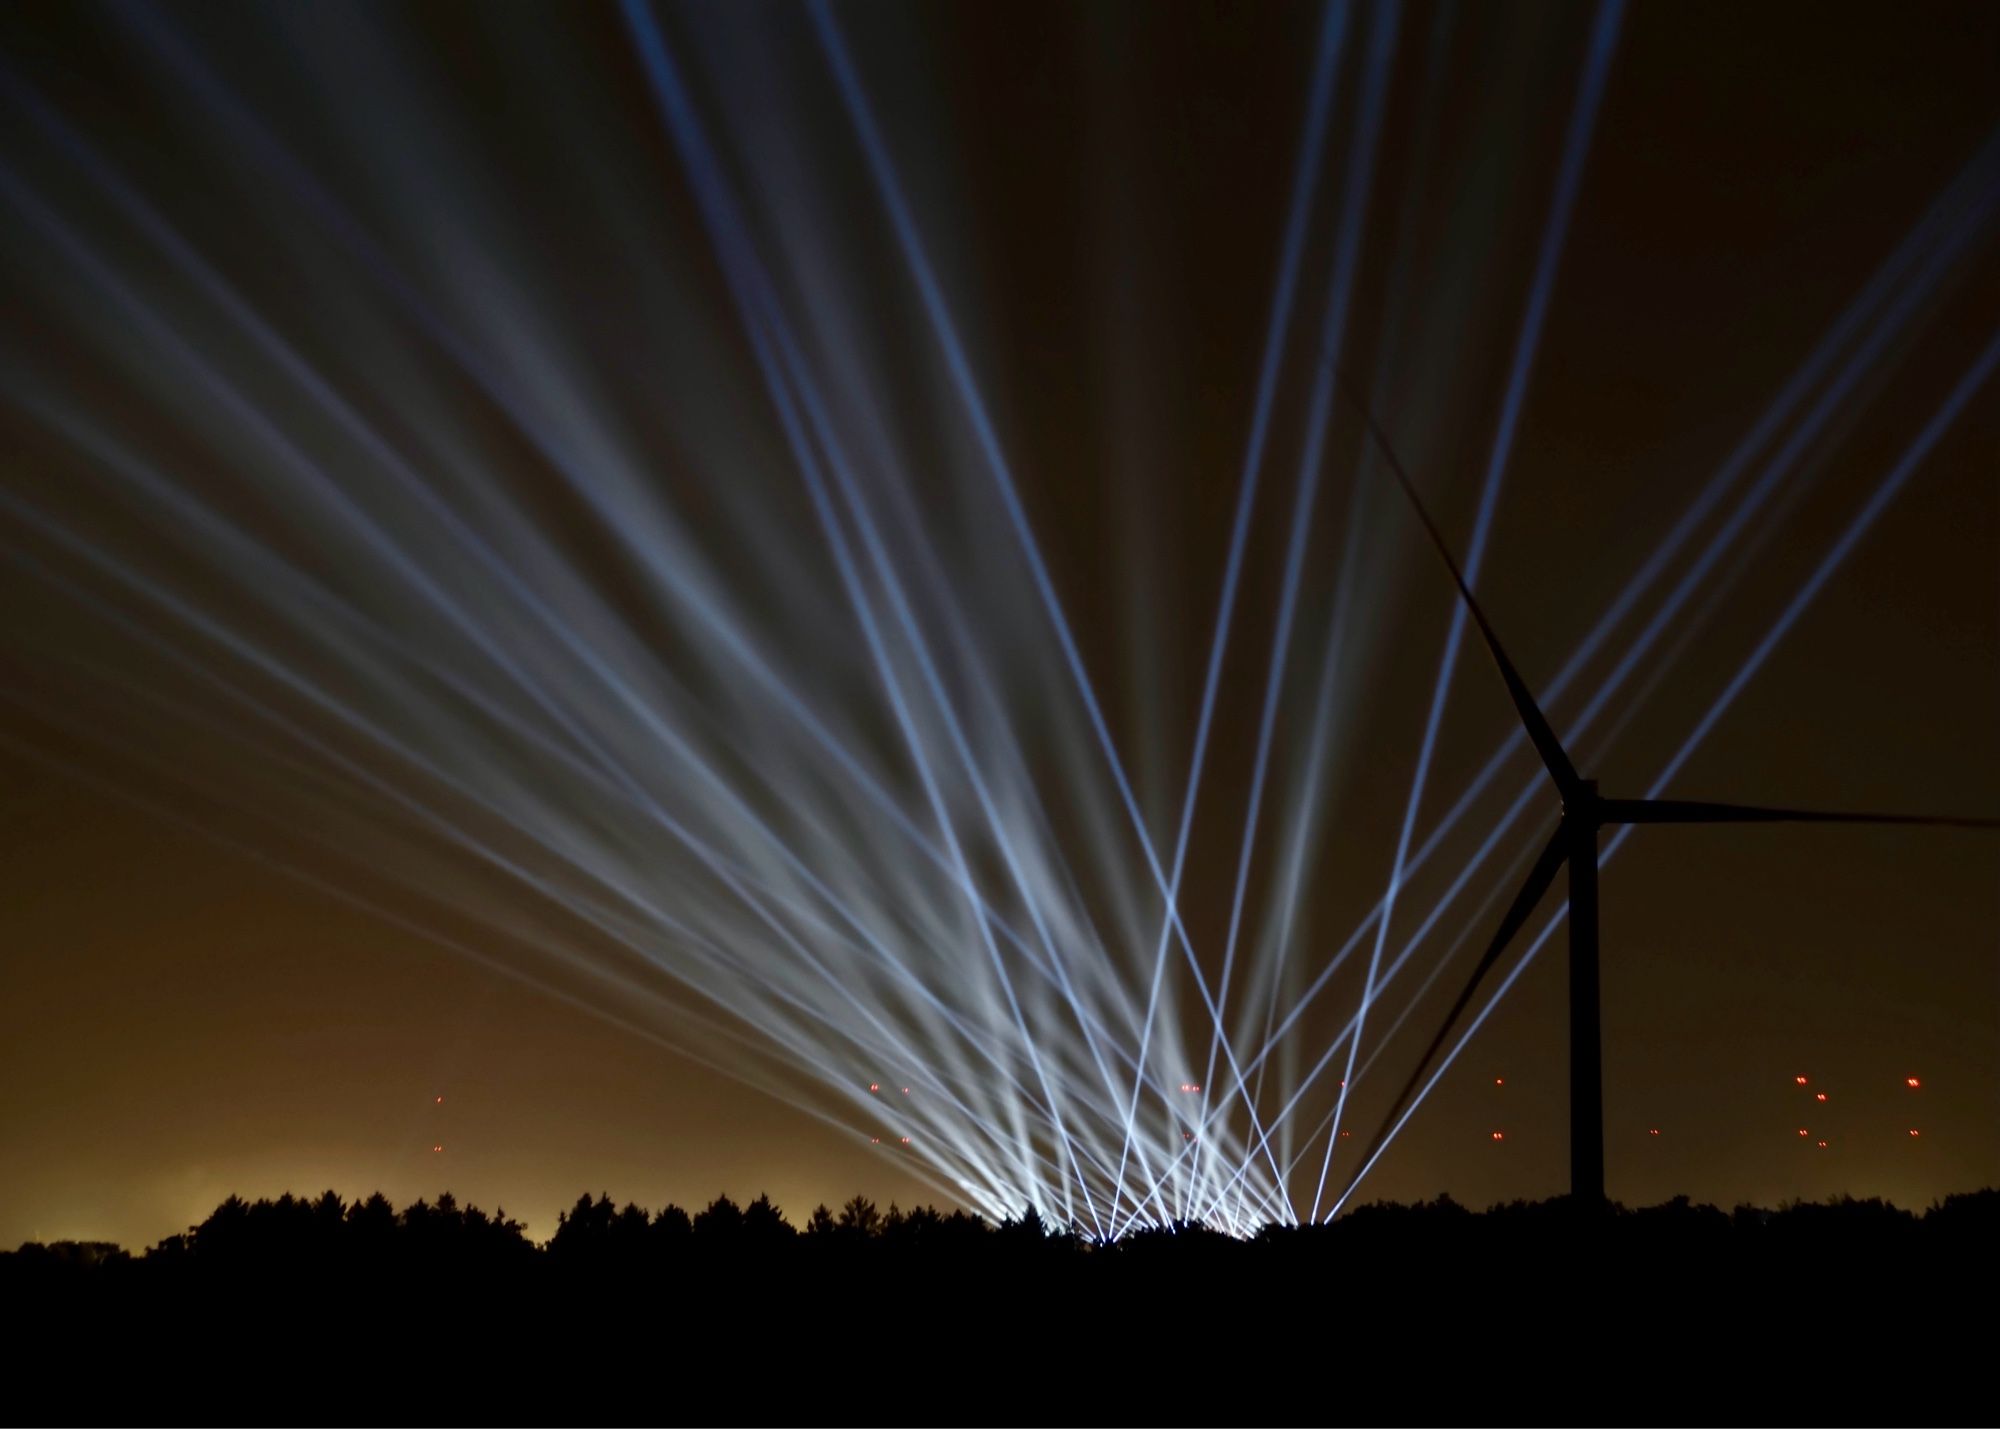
8,1189 -> 1994,1424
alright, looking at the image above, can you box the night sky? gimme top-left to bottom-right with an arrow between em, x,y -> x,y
2,0 -> 1996,1251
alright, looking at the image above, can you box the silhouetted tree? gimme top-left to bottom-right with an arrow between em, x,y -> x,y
1631,1193 -> 1728,1239
939,1209 -> 987,1241
743,1193 -> 794,1242
192,1195 -> 251,1262
344,1191 -> 396,1266
837,1195 -> 880,1239
611,1201 -> 651,1252
804,1204 -> 837,1237
399,1196 -> 439,1253
552,1193 -> 620,1262
656,1192 -> 696,1240
653,1204 -> 693,1242
1929,1188 -> 2000,1236
693,1194 -> 744,1239
998,1205 -> 1046,1243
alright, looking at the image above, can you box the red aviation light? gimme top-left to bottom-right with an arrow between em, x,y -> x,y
1490,1131 -> 1504,1142
1794,1075 -> 1808,1086
1815,1093 -> 1827,1103
1906,1077 -> 1921,1089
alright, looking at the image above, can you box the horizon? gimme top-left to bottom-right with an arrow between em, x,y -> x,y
26,1180 -> 2000,1256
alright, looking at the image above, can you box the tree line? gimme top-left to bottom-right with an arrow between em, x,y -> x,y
9,1187 -> 1994,1422
8,1185 -> 1998,1274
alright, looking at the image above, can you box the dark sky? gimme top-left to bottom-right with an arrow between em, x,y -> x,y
1,0 -> 1996,1250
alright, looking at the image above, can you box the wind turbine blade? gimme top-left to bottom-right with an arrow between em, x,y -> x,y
1333,366 -> 1581,800
1599,797 -> 2000,830
1333,825 -> 1569,1211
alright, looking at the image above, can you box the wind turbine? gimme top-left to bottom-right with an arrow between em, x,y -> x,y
1330,372 -> 2000,1211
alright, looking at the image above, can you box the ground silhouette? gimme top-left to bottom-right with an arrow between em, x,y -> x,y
8,1187 -> 1994,1422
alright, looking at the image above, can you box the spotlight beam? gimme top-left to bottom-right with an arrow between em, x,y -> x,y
0,725 -> 1022,1219
13,4 -> 1990,1234
624,8 -> 1180,1225
1236,153 -> 1998,1108
1123,0 -> 1355,1231
2,416 -> 1104,1207
1309,0 -> 1625,1222
1334,827 -> 1566,1205
1191,174 -> 1997,1219
0,181 -> 1106,1196
1190,0 -> 1395,1223
4,84 -> 1214,1212
1335,322 -> 2000,1214
808,5 -> 1284,1190
100,9 -> 1158,1059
